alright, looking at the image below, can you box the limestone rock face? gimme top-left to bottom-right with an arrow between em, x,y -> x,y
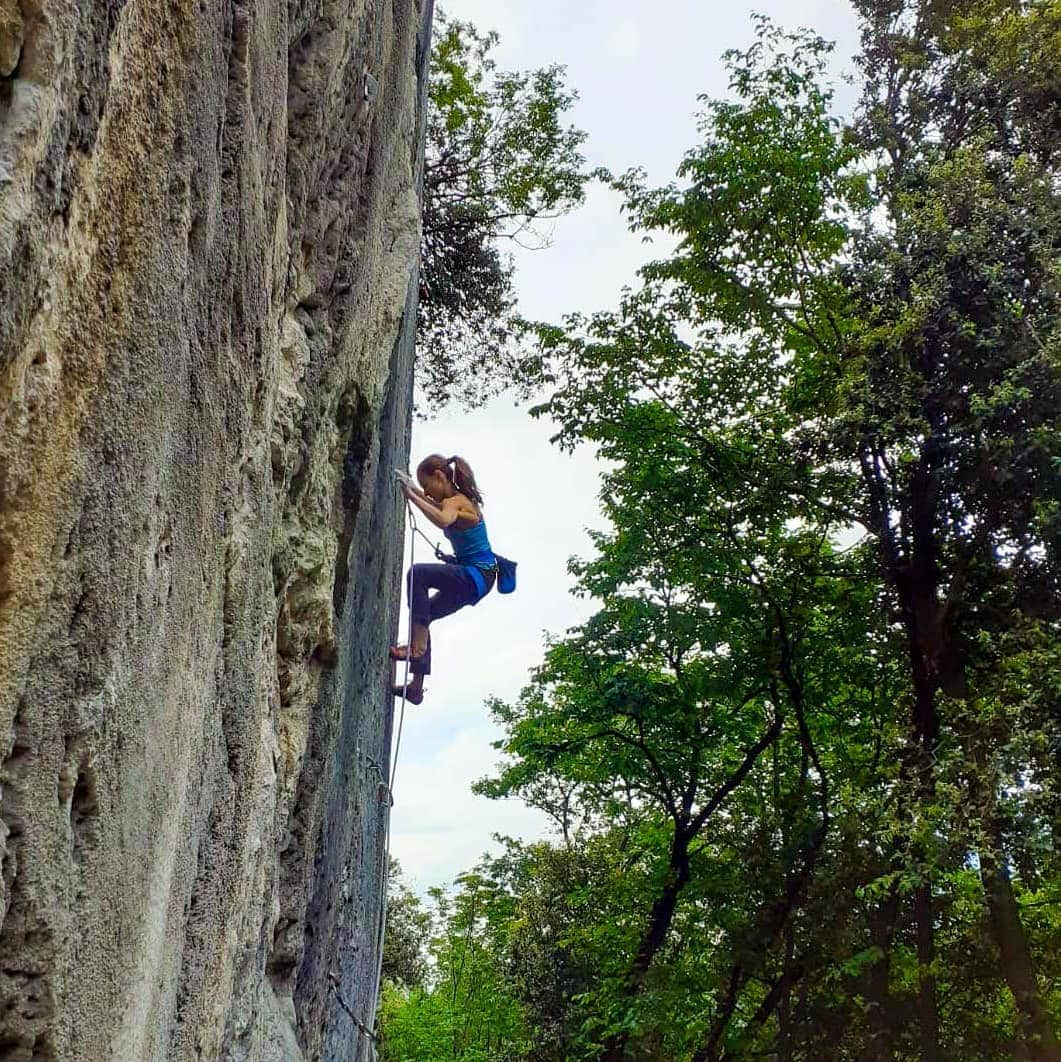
0,0 -> 429,1057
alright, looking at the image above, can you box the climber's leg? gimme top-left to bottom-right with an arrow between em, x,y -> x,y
426,571 -> 478,623
396,622 -> 427,657
392,563 -> 442,660
393,634 -> 429,703
410,631 -> 431,676
391,564 -> 474,662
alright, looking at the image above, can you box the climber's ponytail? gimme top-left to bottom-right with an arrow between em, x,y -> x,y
447,455 -> 483,506
416,453 -> 484,506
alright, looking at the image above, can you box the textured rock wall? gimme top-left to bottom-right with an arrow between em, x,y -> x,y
0,0 -> 429,1057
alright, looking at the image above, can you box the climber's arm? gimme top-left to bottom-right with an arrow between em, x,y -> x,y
403,487 -> 462,529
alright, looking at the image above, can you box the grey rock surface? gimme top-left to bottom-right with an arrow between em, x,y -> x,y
0,0 -> 430,1057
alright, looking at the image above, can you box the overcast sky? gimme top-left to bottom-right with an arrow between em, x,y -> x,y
391,0 -> 861,893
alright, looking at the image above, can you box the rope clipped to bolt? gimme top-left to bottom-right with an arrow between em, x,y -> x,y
328,974 -> 379,1043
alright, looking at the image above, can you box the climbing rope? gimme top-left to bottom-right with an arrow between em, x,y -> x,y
347,484 -> 417,1053
328,974 -> 379,1043
389,497 -> 417,797
333,483 -> 416,1051
410,516 -> 446,562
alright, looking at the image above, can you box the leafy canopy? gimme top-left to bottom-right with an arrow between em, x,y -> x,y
390,4 -> 1061,1059
418,12 -> 588,409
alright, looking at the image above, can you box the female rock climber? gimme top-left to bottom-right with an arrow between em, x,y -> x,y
391,454 -> 497,704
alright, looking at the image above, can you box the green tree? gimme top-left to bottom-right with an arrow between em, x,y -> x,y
380,870 -> 531,1061
475,839 -> 599,1060
477,24 -> 879,1057
478,5 -> 1060,1058
382,860 -> 432,991
419,11 -> 588,408
584,5 -> 1061,1056
840,6 -> 1061,1054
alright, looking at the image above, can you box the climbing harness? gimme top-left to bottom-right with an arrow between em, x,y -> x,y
411,516 -> 519,599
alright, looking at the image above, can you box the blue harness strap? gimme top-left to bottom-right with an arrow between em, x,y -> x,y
465,564 -> 490,601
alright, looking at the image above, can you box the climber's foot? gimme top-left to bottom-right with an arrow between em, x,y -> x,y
389,644 -> 426,662
390,623 -> 429,660
392,684 -> 424,705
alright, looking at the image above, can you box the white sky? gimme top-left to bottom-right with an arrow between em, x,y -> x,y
391,0 -> 861,893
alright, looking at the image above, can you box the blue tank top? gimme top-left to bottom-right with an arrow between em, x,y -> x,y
444,517 -> 495,569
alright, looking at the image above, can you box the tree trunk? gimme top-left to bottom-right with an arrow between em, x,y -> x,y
865,885 -> 900,1062
599,831 -> 691,1062
629,850 -> 691,988
689,830 -> 827,1062
777,926 -> 796,1062
906,541 -> 943,1062
692,961 -> 743,1062
962,727 -> 1060,1061
980,848 -> 1061,1061
902,717 -> 942,1062
914,882 -> 940,1062
599,718 -> 784,1062
863,444 -> 944,1061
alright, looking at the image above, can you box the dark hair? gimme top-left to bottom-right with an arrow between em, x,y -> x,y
417,453 -> 484,505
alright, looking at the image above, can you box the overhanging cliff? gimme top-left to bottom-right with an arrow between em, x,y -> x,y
0,0 -> 430,1057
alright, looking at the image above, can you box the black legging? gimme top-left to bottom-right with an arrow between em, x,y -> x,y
405,562 -> 494,675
